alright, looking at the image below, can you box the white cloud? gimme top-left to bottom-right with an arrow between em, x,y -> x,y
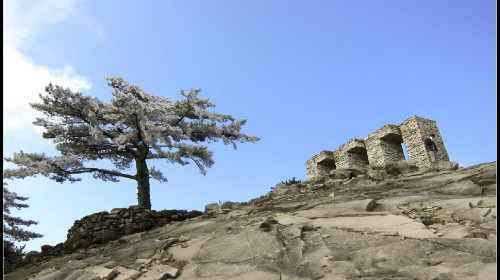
4,0 -> 77,49
3,0 -> 92,135
3,0 -> 101,254
3,45 -> 92,133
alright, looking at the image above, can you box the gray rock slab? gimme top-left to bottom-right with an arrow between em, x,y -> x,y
436,180 -> 483,196
436,225 -> 474,238
311,215 -> 436,238
274,214 -> 313,226
321,261 -> 361,279
452,208 -> 492,223
138,264 -> 179,279
429,237 -> 496,260
60,260 -> 89,271
29,269 -> 66,280
296,199 -> 388,218
168,236 -> 211,262
179,262 -> 281,280
64,270 -> 89,280
350,239 -> 431,277
477,197 -> 497,208
433,198 -> 485,214
272,201 -> 308,211
196,227 -> 283,264
85,266 -> 116,280
113,266 -> 142,280
480,220 -> 496,229
64,266 -> 116,280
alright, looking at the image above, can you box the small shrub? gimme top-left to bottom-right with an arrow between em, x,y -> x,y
280,177 -> 302,187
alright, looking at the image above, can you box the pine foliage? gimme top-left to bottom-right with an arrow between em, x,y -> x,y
3,187 -> 43,243
3,187 -> 43,270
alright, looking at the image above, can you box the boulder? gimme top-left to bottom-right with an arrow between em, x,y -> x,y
435,180 -> 483,196
328,170 -> 352,180
324,179 -> 343,189
270,183 -> 289,196
113,266 -> 142,280
385,161 -> 419,175
138,264 -> 179,279
437,161 -> 460,171
204,203 -> 223,217
345,167 -> 367,177
366,170 -> 387,181
221,201 -> 239,209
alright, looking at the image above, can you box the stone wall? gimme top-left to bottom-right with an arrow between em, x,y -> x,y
306,151 -> 336,179
364,124 -> 405,165
399,116 -> 450,167
64,206 -> 202,250
333,139 -> 369,169
306,115 -> 451,180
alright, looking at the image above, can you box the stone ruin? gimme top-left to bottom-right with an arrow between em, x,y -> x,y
307,115 -> 452,180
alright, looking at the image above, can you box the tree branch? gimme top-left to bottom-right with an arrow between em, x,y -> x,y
64,167 -> 136,180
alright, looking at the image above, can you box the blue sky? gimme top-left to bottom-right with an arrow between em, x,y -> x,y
3,0 -> 496,253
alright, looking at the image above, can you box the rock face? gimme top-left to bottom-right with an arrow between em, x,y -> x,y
5,162 -> 497,280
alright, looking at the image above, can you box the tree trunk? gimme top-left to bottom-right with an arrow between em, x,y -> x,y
135,158 -> 151,209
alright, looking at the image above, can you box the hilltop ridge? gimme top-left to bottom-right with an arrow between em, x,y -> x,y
5,161 -> 497,280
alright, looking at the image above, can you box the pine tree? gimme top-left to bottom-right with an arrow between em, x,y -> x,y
3,187 -> 43,242
3,187 -> 43,268
4,76 -> 260,209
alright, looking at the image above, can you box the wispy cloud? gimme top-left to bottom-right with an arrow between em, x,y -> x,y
4,0 -> 77,49
3,0 -> 92,135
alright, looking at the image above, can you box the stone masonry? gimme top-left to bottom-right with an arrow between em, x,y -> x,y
307,116 -> 451,180
399,115 -> 450,167
306,150 -> 336,179
364,124 -> 405,166
64,206 -> 202,251
333,138 -> 369,169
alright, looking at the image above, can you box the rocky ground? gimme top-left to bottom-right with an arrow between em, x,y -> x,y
4,161 -> 497,280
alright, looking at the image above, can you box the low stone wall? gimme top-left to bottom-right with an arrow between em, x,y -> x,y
65,206 -> 203,249
22,206 -> 203,265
